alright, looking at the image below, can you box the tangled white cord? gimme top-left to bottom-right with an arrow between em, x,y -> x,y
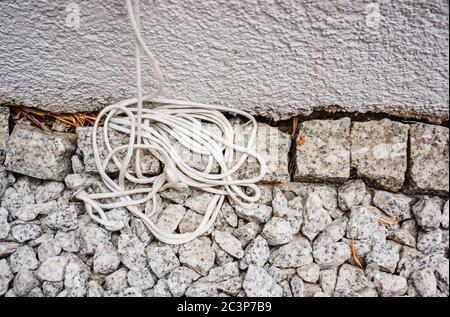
74,0 -> 266,244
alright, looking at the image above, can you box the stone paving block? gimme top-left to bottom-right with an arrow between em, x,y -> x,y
76,127 -> 161,175
4,125 -> 76,181
0,106 -> 9,164
351,119 -> 409,191
293,118 -> 351,182
233,122 -> 291,183
408,123 -> 449,194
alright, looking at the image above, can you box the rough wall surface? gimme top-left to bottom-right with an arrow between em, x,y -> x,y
0,0 -> 448,120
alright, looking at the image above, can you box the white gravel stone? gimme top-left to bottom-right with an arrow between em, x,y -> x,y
272,187 -> 303,233
417,229 -> 443,252
313,216 -> 348,249
87,281 -> 104,297
4,125 -> 77,181
8,245 -> 39,273
37,237 -> 62,262
153,279 -> 172,297
36,256 -> 69,282
335,264 -> 368,292
366,241 -> 401,273
261,217 -> 293,246
156,204 -> 187,233
127,267 -> 155,290
234,203 -> 272,224
301,193 -> 332,241
16,201 -> 58,222
320,268 -> 338,295
442,200 -> 449,229
294,118 -> 351,182
0,207 -> 9,239
213,230 -> 244,259
408,123 -> 449,194
184,192 -> 214,215
240,235 -> 270,269
11,222 -> 42,243
350,119 -> 409,191
42,204 -> 78,232
233,222 -> 260,247
313,242 -> 351,269
178,209 -> 204,234
412,196 -> 443,229
147,244 -> 180,278
347,206 -> 385,240
0,259 -> 13,296
269,236 -> 313,268
35,181 -> 65,204
0,107 -> 9,164
104,268 -> 128,294
118,233 -> 147,270
374,272 -> 408,297
179,238 -> 215,276
411,268 -> 437,297
13,270 -> 39,297
290,275 -> 305,297
243,265 -> 283,297
64,260 -> 89,297
296,263 -> 320,283
372,190 -> 413,221
93,242 -> 121,274
303,283 -> 323,297
338,179 -> 366,211
55,230 -> 81,253
79,223 -> 111,255
167,266 -> 201,297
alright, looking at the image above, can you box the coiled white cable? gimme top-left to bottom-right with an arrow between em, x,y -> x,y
74,0 -> 266,244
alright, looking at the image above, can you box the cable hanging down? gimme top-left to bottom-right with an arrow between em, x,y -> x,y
74,0 -> 267,244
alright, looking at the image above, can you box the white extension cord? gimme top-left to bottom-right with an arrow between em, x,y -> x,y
74,0 -> 266,244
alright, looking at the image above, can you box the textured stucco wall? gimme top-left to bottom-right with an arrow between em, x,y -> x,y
0,0 -> 448,121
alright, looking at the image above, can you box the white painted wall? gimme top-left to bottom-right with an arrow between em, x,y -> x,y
0,0 -> 448,120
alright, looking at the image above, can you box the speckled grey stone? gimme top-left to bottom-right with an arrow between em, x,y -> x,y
296,263 -> 320,283
233,222 -> 260,247
4,125 -> 76,181
178,209 -> 204,234
213,230 -> 244,259
76,127 -> 161,175
290,275 -> 305,297
417,229 -> 443,252
0,167 -> 15,199
13,270 -> 39,297
313,242 -> 351,269
240,235 -> 270,269
338,179 -> 366,211
268,236 -> 313,268
36,256 -> 69,282
442,200 -> 449,229
167,266 -> 201,297
272,187 -> 303,233
42,204 -> 78,232
147,244 -> 180,278
55,230 -> 81,253
412,196 -> 443,229
234,123 -> 291,183
79,223 -> 111,255
351,119 -> 409,191
313,217 -> 348,249
0,107 -> 10,164
261,217 -> 293,246
294,118 -> 351,182
301,193 -> 332,240
87,280 -> 104,297
0,207 -> 9,239
0,259 -> 13,296
35,181 -> 65,204
234,203 -> 272,224
37,237 -> 62,262
8,245 -> 39,273
11,222 -> 42,243
16,200 -> 58,222
104,268 -> 128,294
153,279 -> 172,297
243,265 -> 283,297
156,204 -> 187,233
373,190 -> 413,221
93,242 -> 121,274
320,269 -> 338,295
64,260 -> 89,297
374,272 -> 408,297
127,267 -> 155,290
346,206 -> 385,240
408,123 -> 449,194
411,268 -> 437,297
118,233 -> 147,270
179,238 -> 215,276
366,241 -> 401,273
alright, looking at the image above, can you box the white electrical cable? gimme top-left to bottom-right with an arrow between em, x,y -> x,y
74,0 -> 266,244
